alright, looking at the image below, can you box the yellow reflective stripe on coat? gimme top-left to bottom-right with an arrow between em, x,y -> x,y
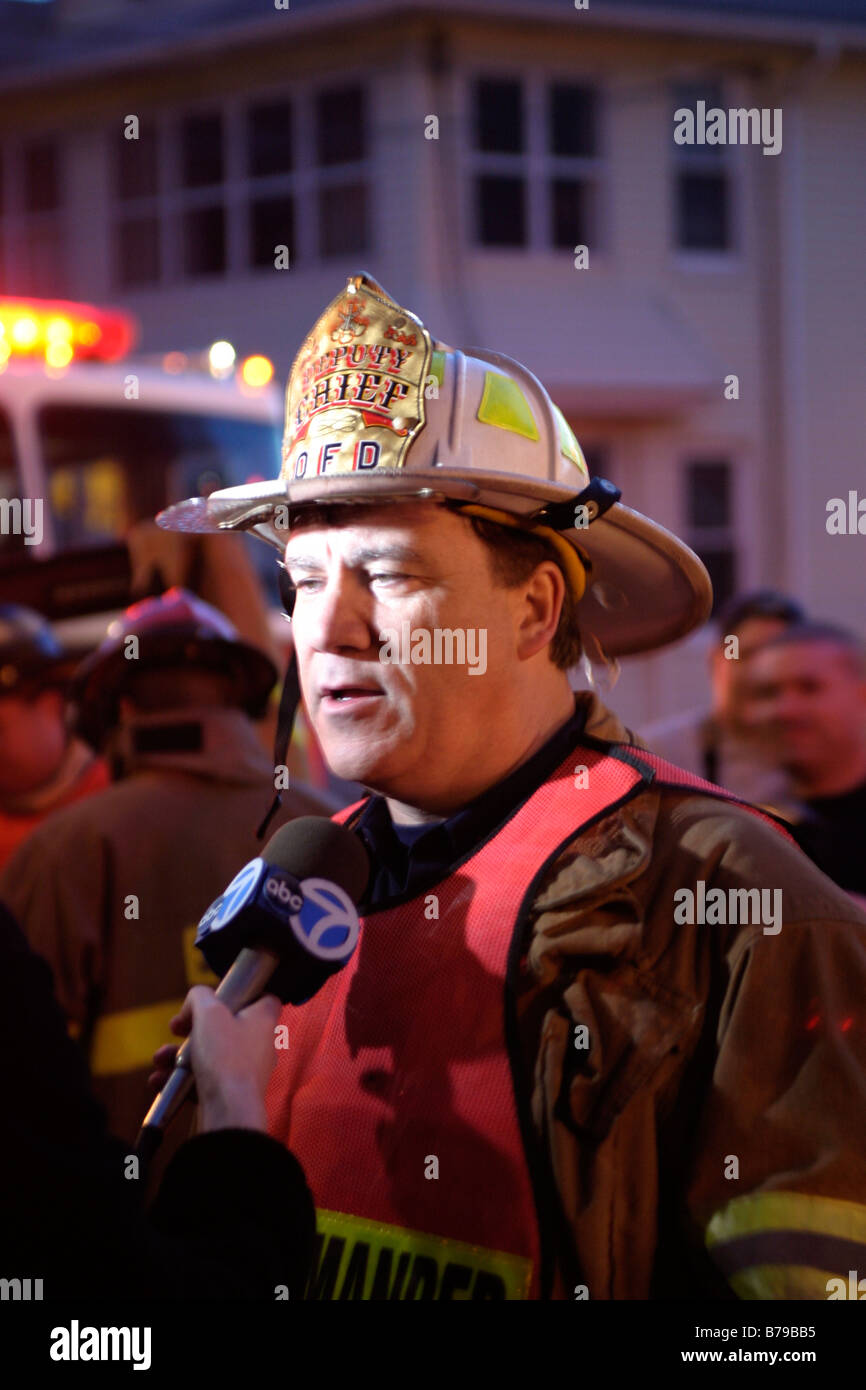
89,999 -> 186,1076
727,1265 -> 842,1300
88,925 -> 217,1075
307,1209 -> 532,1300
706,1191 -> 866,1298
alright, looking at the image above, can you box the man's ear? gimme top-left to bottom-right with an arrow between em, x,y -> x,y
515,561 -> 565,662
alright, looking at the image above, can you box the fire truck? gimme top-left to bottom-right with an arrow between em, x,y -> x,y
0,294 -> 333,793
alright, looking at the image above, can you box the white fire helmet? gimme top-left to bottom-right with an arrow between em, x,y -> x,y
158,272 -> 711,658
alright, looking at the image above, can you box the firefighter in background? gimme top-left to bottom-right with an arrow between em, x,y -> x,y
0,588 -> 333,1162
0,604 -> 108,870
125,518 -> 347,801
157,274 -> 866,1299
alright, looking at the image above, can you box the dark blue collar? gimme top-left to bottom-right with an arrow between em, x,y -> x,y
353,699 -> 588,912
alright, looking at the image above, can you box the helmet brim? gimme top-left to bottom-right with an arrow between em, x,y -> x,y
157,473 -> 712,659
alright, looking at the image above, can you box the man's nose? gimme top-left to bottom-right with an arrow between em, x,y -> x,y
307,569 -> 374,653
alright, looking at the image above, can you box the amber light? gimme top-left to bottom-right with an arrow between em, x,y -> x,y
240,354 -> 274,388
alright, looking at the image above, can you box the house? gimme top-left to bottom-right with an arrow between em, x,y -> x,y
1,0 -> 864,726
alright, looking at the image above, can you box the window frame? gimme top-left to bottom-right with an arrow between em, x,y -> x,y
0,135 -> 69,297
106,77 -> 373,288
669,73 -> 744,269
463,65 -> 607,257
680,453 -> 747,613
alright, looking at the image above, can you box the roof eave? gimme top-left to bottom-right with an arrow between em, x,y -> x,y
0,0 -> 864,98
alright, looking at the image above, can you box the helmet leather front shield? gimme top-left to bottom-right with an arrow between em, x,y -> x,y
282,275 -> 433,486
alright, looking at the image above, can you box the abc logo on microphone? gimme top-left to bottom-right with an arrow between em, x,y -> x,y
265,876 -> 304,913
288,878 -> 359,962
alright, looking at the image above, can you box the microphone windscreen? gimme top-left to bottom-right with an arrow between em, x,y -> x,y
261,817 -> 369,904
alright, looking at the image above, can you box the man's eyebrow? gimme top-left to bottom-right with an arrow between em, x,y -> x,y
283,554 -> 325,573
284,544 -> 428,570
348,544 -> 427,565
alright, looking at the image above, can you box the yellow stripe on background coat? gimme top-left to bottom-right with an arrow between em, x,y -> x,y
707,1190 -> 866,1249
89,999 -> 186,1076
727,1264 -> 841,1300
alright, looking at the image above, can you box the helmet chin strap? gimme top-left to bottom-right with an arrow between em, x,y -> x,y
256,648 -> 301,841
257,561 -> 301,841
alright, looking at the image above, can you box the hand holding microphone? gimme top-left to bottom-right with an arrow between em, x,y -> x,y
149,989 -> 282,1133
135,816 -> 369,1160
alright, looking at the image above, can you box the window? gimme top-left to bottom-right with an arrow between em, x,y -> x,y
245,99 -> 295,270
114,126 -> 159,202
316,85 -> 366,165
551,177 -> 591,251
176,112 -> 227,278
672,81 -> 732,253
549,84 -> 596,158
685,460 -> 736,610
108,83 -> 371,285
315,85 -> 369,257
23,140 -> 60,214
182,205 -> 226,277
112,125 -> 162,288
248,101 -> 293,178
180,113 -> 224,188
471,75 -> 602,251
319,182 -> 368,258
476,175 -> 525,247
116,214 -> 161,287
250,194 -> 294,269
475,79 -> 523,154
547,83 -> 599,249
0,137 -> 67,296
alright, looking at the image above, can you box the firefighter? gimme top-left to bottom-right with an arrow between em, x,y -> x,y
0,603 -> 108,870
0,588 -> 332,1160
155,274 -> 866,1300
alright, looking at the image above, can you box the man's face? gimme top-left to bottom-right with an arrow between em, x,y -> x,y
740,640 -> 866,776
0,688 -> 67,797
711,616 -> 790,725
283,502 -> 529,810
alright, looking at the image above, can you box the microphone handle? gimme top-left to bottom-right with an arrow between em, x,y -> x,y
135,945 -> 281,1158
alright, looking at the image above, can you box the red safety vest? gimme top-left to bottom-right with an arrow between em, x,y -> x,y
265,739 -> 788,1299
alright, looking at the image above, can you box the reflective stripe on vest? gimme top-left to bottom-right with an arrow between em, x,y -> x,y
265,737 -> 787,1300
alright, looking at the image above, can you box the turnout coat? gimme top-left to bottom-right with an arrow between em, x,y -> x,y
267,692 -> 866,1300
0,705 -> 331,1158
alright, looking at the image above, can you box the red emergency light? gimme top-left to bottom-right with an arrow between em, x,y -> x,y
0,296 -> 138,367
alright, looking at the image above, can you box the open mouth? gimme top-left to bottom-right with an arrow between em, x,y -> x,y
321,685 -> 384,705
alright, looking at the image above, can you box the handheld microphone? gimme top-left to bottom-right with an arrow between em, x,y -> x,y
135,817 -> 369,1158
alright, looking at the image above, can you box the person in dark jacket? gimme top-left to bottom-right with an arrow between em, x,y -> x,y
0,899 -> 314,1301
0,588 -> 332,1166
